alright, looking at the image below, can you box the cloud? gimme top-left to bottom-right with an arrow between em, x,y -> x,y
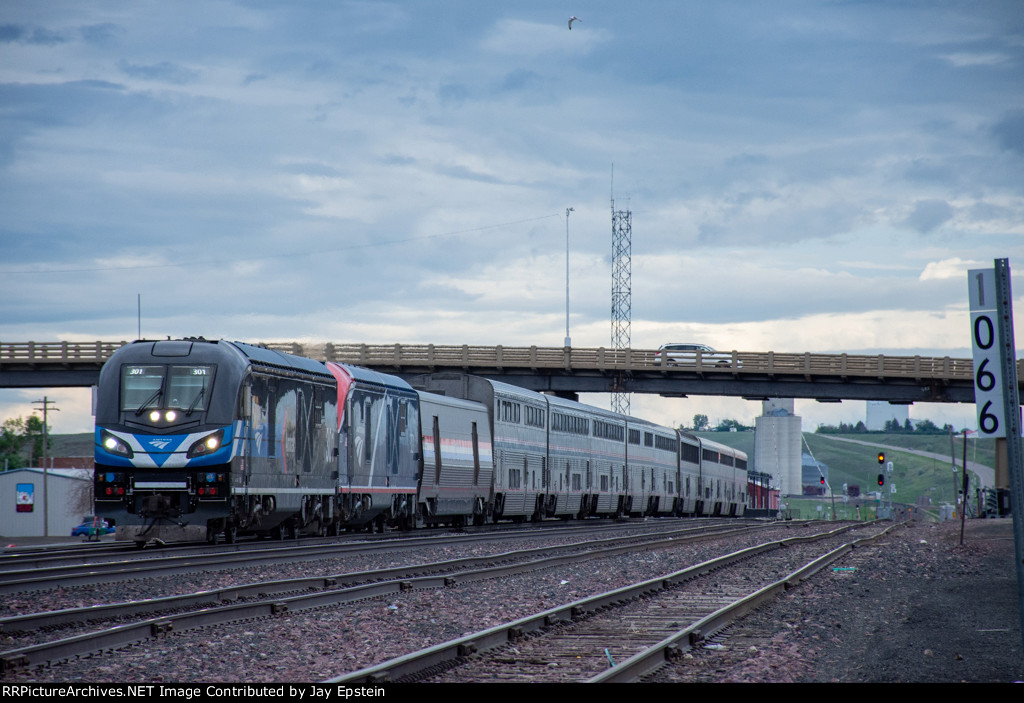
633,306 -> 975,356
991,111 -> 1024,156
939,52 -> 1013,68
919,258 -> 984,282
480,18 -> 607,58
0,24 -> 65,45
1,1 -> 1022,436
80,23 -> 122,46
117,60 -> 199,85
0,24 -> 26,42
902,199 -> 954,233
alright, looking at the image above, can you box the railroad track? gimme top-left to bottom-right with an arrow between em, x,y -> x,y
330,521 -> 897,683
0,520 -> 753,595
0,520 -> 772,677
0,518 -> 755,594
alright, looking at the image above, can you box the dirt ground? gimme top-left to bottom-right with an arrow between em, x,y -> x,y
655,518 -> 1024,683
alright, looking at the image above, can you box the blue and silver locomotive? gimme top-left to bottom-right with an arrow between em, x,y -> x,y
94,338 -> 428,544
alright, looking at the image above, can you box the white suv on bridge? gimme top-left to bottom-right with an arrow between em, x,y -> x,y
655,343 -> 734,367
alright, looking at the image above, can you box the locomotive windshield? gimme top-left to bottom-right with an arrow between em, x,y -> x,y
120,364 -> 215,413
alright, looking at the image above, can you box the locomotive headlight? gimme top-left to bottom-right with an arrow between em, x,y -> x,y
149,410 -> 161,423
187,429 -> 224,458
100,430 -> 133,458
165,410 -> 178,422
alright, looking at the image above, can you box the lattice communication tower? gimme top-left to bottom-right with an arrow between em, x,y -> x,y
611,200 -> 632,414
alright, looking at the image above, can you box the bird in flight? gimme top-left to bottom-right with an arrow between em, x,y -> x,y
568,16 -> 581,30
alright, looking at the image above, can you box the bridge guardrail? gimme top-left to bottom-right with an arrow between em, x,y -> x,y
0,341 -> 999,383
0,341 -> 128,364
269,343 -> 979,381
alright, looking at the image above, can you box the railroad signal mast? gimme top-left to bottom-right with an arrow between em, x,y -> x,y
875,451 -> 894,516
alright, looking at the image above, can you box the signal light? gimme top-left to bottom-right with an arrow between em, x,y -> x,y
877,452 -> 885,464
878,473 -> 885,486
820,476 -> 825,485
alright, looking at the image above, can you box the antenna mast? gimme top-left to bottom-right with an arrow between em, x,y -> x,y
610,165 -> 632,414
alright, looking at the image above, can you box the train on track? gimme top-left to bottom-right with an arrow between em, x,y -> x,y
94,338 -> 748,545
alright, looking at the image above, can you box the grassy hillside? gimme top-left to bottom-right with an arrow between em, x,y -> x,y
50,433 -> 94,457
693,430 -> 755,458
695,430 -> 989,511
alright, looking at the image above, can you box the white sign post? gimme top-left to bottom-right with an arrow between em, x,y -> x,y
968,267 -> 1007,437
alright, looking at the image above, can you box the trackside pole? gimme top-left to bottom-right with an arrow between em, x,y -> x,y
994,261 -> 1024,660
970,259 -> 1023,657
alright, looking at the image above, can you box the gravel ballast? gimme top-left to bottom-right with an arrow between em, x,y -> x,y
653,518 -> 1023,683
5,519 -> 1022,683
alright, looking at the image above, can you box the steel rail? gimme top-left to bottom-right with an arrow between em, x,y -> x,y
0,520 -> 753,595
588,521 -> 903,682
0,523 -> 772,675
326,521 -> 878,684
0,522 -> 757,633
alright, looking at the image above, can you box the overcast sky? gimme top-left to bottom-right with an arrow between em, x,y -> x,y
1,1 -> 1022,437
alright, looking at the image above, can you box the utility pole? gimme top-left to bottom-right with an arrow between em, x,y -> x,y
564,207 -> 574,348
32,397 -> 59,537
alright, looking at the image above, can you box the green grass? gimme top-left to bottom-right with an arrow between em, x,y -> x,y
693,430 -> 755,458
803,433 -> 974,508
694,430 -> 989,512
50,433 -> 94,457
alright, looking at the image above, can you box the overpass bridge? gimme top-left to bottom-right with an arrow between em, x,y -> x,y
2,340 -> 1017,404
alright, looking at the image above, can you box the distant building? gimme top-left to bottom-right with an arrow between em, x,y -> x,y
866,401 -> 909,431
754,399 -> 802,497
747,470 -> 779,516
0,467 -> 92,538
